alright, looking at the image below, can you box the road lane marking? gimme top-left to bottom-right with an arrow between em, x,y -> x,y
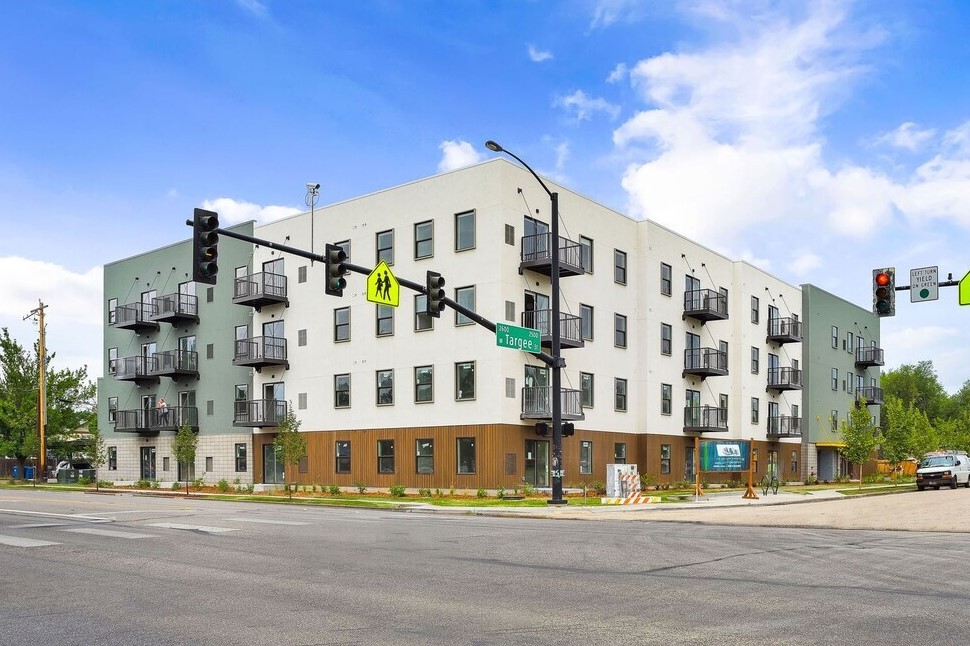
147,522 -> 239,534
0,534 -> 60,548
224,518 -> 310,526
0,508 -> 111,523
62,528 -> 156,539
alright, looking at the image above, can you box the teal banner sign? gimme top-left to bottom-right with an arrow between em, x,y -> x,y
699,441 -> 749,472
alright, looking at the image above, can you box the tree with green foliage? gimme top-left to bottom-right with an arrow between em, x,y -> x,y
172,424 -> 198,495
840,398 -> 881,488
880,396 -> 913,484
880,360 -> 949,423
273,405 -> 306,499
909,407 -> 939,459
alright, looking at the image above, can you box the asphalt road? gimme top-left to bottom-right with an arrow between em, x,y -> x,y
1,489 -> 967,646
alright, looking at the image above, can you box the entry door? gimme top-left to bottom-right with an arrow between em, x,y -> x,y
263,443 -> 284,484
524,439 -> 550,488
140,446 -> 156,480
524,291 -> 550,332
264,382 -> 284,423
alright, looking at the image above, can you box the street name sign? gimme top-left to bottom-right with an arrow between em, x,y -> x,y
366,260 -> 399,307
910,266 -> 939,303
495,323 -> 542,354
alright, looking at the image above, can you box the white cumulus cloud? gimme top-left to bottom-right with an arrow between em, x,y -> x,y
200,198 -> 302,226
555,90 -> 620,122
437,140 -> 484,172
528,45 -> 553,62
876,122 -> 936,152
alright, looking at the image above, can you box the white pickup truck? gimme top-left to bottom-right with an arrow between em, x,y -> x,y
916,451 -> 970,490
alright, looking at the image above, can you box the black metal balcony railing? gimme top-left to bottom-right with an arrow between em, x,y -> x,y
682,347 -> 728,379
112,302 -> 160,333
766,317 -> 802,344
233,336 -> 288,371
233,272 -> 288,310
149,350 -> 199,379
521,309 -> 584,349
767,415 -> 802,438
683,289 -> 728,323
855,346 -> 885,368
520,386 -> 584,421
233,399 -> 288,427
683,406 -> 728,433
151,293 -> 199,325
857,386 -> 884,405
767,366 -> 803,391
114,356 -> 160,385
519,233 -> 584,277
114,406 -> 199,434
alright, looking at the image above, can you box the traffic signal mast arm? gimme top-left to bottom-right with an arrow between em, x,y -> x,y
186,221 -> 561,368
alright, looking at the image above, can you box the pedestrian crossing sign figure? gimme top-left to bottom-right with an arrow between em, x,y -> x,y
367,260 -> 399,307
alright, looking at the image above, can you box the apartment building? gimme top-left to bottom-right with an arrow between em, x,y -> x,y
98,159 -> 875,489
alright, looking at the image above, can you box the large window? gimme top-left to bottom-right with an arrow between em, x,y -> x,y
376,305 -> 393,337
580,372 -> 594,408
614,443 -> 627,464
614,249 -> 627,285
415,365 -> 433,403
377,440 -> 395,474
580,304 -> 594,340
376,229 -> 394,265
579,236 -> 593,273
416,439 -> 434,474
661,383 -> 672,415
661,323 -> 672,355
660,263 -> 672,296
334,374 -> 351,408
235,443 -> 247,472
455,210 -> 475,251
415,294 -> 433,331
457,437 -> 476,474
455,361 -> 475,400
454,286 -> 475,326
614,314 -> 627,348
660,444 -> 671,474
376,369 -> 393,406
334,307 -> 350,342
414,220 -> 433,259
336,441 -> 351,473
615,378 -> 628,411
580,441 -> 592,475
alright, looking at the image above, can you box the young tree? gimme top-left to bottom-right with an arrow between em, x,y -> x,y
273,405 -> 306,499
86,418 -> 108,491
909,408 -> 939,459
840,398 -> 882,489
172,424 -> 198,495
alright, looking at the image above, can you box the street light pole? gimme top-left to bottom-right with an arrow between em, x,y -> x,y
485,140 -> 567,505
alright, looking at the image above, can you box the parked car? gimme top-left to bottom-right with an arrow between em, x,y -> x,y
916,451 -> 970,490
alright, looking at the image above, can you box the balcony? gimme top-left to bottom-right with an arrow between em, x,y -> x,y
233,272 -> 288,310
519,233 -> 584,277
683,406 -> 728,433
766,317 -> 802,344
233,336 -> 288,371
767,415 -> 802,439
767,366 -> 803,392
233,399 -> 287,428
857,386 -> 884,406
683,289 -> 728,323
114,406 -> 199,434
520,386 -> 585,421
855,346 -> 885,369
148,350 -> 199,380
521,310 -> 584,350
151,293 -> 199,325
683,347 -> 728,379
114,356 -> 159,386
111,302 -> 159,333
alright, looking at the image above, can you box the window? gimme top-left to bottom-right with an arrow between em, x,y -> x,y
334,307 -> 350,342
831,368 -> 839,391
376,305 -> 393,337
847,371 -> 854,393
376,229 -> 394,265
660,263 -> 672,296
414,220 -> 433,259
298,329 -> 307,347
416,439 -> 434,474
660,444 -> 671,474
614,443 -> 627,464
107,298 -> 117,325
661,323 -> 672,355
751,347 -> 760,374
455,361 -> 475,400
615,378 -> 628,411
614,314 -> 627,348
579,236 -> 593,273
108,347 -> 118,375
415,365 -> 433,403
415,294 -> 433,331
831,325 -> 839,349
720,340 -> 729,364
455,210 -> 475,251
298,265 -> 307,283
108,446 -> 117,470
751,296 -> 759,323
377,440 -> 395,474
108,397 -> 118,423
791,450 -> 798,475
580,304 -> 594,340
457,437 -> 476,474
614,249 -> 627,285
751,397 -> 760,424
661,384 -> 672,415
334,374 -> 351,408
235,443 -> 247,472
847,332 -> 854,354
580,441 -> 592,474
336,441 -> 351,473
719,393 -> 729,425
580,372 -> 594,408
377,369 -> 393,406
454,286 -> 475,326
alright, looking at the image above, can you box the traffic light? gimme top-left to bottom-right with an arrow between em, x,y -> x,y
873,267 -> 895,317
192,208 -> 219,285
535,422 -> 549,437
425,270 -> 446,317
325,244 -> 348,296
561,422 -> 575,437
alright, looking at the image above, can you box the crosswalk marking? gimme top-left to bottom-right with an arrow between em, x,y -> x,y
62,528 -> 156,539
0,534 -> 60,548
148,522 -> 238,534
225,518 -> 310,526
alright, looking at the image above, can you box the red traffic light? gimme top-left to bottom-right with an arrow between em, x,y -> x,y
875,272 -> 890,287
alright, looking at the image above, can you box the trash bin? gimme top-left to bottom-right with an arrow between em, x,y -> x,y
56,469 -> 79,484
24,466 -> 35,480
79,469 -> 96,482
12,466 -> 18,479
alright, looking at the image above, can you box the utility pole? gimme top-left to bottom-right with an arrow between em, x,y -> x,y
24,300 -> 48,481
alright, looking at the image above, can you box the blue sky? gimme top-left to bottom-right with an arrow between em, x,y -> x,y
1,0 -> 969,392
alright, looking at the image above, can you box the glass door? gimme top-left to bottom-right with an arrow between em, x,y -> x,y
140,446 -> 156,481
524,439 -> 550,488
263,443 -> 284,484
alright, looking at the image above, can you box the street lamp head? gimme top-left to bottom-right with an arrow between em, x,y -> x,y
485,140 -> 504,153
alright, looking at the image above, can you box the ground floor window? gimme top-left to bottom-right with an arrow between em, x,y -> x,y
416,439 -> 434,474
660,444 -> 671,474
235,443 -> 247,472
579,441 -> 592,475
336,441 -> 351,473
108,446 -> 117,470
614,443 -> 627,464
457,437 -> 476,474
378,439 -> 395,474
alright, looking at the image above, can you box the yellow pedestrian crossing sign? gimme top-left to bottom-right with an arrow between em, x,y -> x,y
367,260 -> 399,307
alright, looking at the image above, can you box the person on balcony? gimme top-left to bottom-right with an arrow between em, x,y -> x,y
157,397 -> 169,425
